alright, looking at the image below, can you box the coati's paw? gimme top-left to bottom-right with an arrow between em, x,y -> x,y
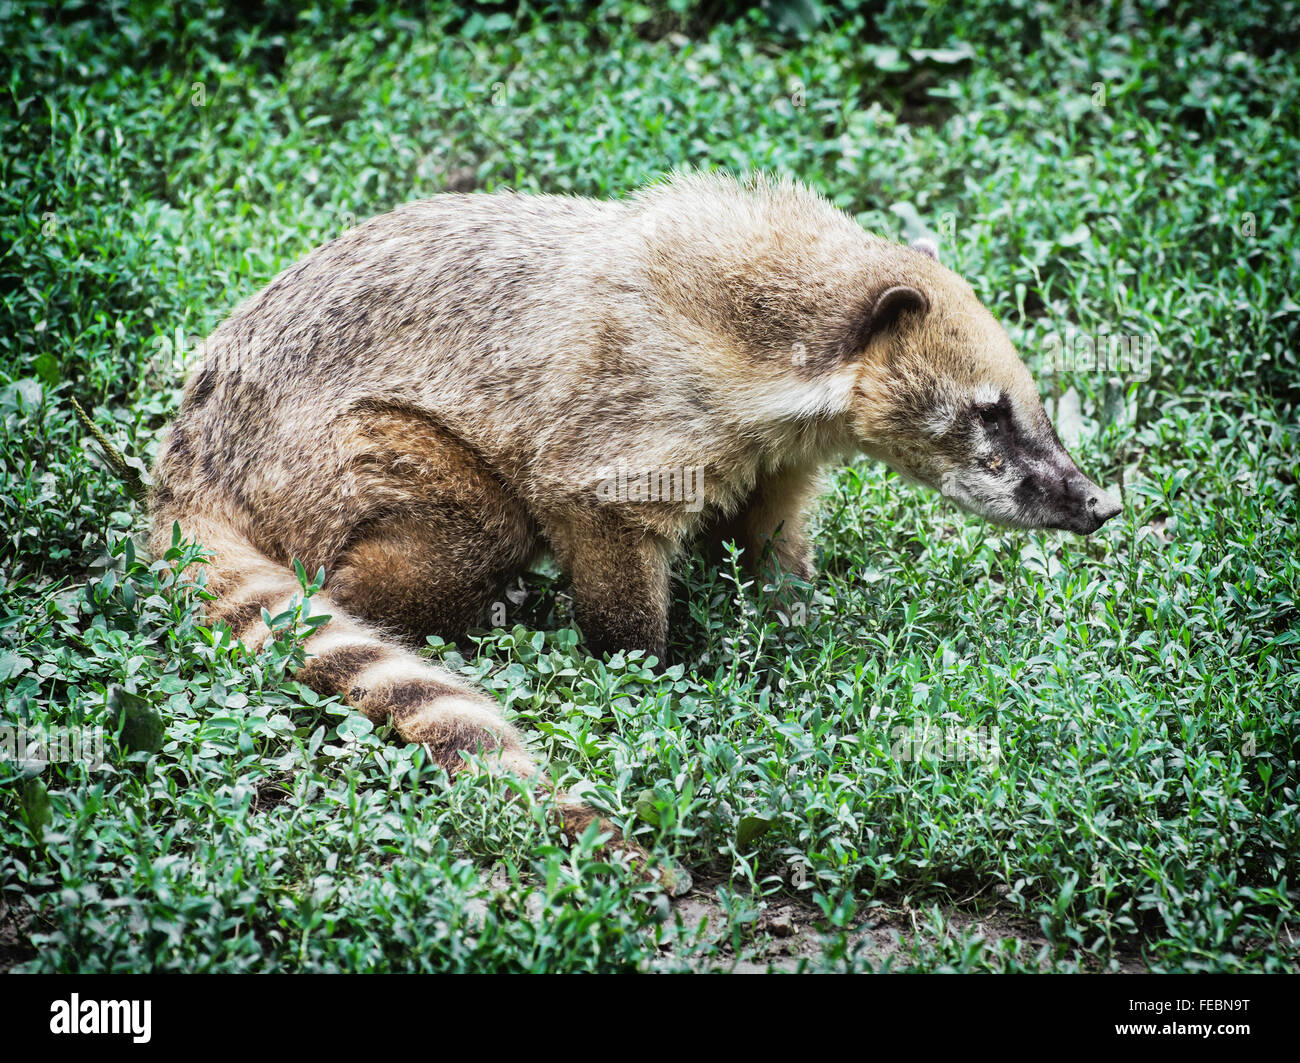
553,799 -> 693,896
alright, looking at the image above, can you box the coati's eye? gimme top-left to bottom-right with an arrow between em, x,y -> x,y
977,406 -> 1001,434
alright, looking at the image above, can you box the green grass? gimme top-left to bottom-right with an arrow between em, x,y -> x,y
1,0 -> 1297,972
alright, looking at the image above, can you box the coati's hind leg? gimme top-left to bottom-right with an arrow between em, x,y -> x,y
329,509 -> 536,643
325,402 -> 542,643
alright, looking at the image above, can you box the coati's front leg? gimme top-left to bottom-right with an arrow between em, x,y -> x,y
553,514 -> 673,659
713,464 -> 820,583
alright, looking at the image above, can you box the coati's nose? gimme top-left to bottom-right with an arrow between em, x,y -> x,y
1056,471 -> 1123,534
1084,486 -> 1123,527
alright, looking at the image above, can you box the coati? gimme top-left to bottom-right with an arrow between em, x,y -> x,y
150,172 -> 1121,821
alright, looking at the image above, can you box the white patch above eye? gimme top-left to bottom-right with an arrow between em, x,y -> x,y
971,382 -> 1001,406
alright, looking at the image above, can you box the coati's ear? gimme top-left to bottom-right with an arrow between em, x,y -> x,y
839,284 -> 930,361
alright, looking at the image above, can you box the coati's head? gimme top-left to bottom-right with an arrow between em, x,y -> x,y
844,241 -> 1122,535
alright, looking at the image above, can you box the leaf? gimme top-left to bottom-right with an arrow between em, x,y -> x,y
910,44 -> 975,65
1101,381 -> 1135,426
22,777 -> 52,840
1056,870 -> 1079,914
0,650 -> 32,682
737,815 -> 774,848
658,863 -> 694,897
335,715 -> 373,740
889,201 -> 935,244
1056,387 -> 1083,449
14,377 -> 42,408
32,353 -> 60,388
634,789 -> 660,826
863,45 -> 909,72
1058,224 -> 1091,248
108,685 -> 166,753
767,0 -> 825,36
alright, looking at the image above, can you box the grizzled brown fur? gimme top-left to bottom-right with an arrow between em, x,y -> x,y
151,172 -> 1118,814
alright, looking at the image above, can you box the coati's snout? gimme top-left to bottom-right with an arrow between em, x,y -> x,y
934,390 -> 1123,535
848,247 -> 1122,536
869,384 -> 1124,535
